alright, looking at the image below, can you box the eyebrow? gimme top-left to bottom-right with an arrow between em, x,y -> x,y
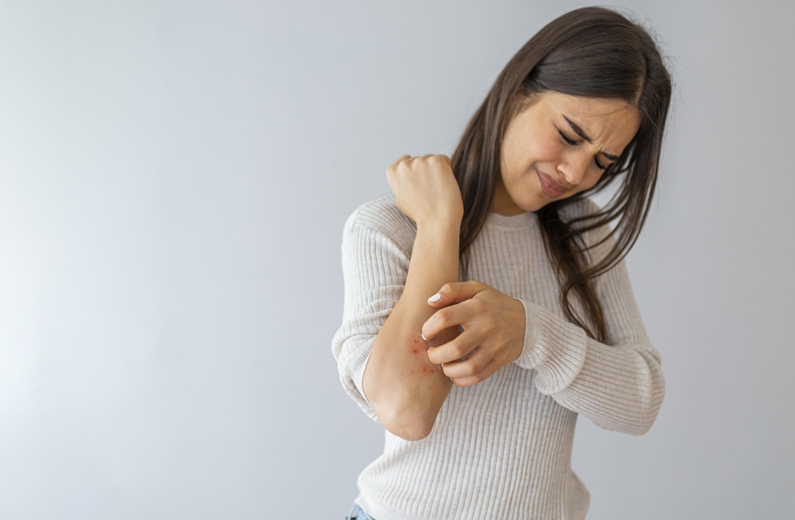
563,115 -> 621,162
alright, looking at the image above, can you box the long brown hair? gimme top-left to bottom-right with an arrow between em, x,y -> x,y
451,7 -> 672,342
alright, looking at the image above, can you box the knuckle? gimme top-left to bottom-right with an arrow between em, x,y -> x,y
465,359 -> 483,377
469,358 -> 485,374
472,299 -> 488,313
436,310 -> 452,328
483,319 -> 498,336
453,343 -> 468,358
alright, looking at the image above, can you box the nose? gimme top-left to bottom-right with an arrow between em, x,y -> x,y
557,150 -> 590,187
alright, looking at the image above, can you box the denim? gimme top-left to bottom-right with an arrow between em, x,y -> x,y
345,502 -> 376,520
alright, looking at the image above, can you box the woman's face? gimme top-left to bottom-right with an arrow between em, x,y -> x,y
492,90 -> 642,214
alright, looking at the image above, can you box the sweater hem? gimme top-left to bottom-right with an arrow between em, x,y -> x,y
355,494 -> 427,520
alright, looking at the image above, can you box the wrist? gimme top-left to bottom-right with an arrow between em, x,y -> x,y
416,217 -> 461,237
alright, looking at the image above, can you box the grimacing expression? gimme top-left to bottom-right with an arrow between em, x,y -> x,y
492,91 -> 642,215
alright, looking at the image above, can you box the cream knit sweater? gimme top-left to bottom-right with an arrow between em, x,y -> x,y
331,194 -> 664,520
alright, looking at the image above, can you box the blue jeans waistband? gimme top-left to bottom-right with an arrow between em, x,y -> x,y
346,502 -> 376,520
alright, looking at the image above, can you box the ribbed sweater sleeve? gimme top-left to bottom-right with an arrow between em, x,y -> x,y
514,223 -> 665,436
330,205 -> 414,422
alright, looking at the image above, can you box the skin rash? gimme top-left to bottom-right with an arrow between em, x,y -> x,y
412,334 -> 437,376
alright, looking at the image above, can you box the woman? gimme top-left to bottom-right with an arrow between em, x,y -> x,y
332,6 -> 671,520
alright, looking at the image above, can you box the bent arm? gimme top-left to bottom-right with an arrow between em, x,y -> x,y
362,220 -> 460,440
331,210 -> 460,441
515,257 -> 665,435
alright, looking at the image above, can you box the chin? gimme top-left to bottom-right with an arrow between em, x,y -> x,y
522,192 -> 550,212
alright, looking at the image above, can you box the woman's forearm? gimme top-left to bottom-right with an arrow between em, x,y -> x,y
363,220 -> 461,441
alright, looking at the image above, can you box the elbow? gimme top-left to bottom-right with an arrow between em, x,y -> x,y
387,420 -> 434,441
624,366 -> 666,436
590,391 -> 664,436
365,377 -> 443,442
375,405 -> 436,441
622,398 -> 664,436
619,396 -> 663,436
593,412 -> 658,436
627,416 -> 656,436
634,375 -> 665,435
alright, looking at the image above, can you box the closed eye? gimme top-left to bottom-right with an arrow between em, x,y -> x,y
558,129 -> 608,171
558,129 -> 577,146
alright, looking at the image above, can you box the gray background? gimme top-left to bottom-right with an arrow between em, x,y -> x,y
1,1 -> 793,518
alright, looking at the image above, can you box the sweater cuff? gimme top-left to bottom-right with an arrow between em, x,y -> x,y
514,298 -> 589,395
516,298 -> 543,367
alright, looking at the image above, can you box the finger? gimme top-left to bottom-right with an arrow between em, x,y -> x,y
440,345 -> 492,379
451,357 -> 500,387
388,154 -> 412,170
421,299 -> 478,341
426,327 -> 479,365
427,280 -> 485,308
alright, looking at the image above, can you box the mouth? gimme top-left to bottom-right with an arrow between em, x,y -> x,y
536,169 -> 567,198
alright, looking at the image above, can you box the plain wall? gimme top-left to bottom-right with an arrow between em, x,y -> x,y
1,1 -> 793,518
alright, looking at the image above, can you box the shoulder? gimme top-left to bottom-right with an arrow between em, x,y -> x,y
342,194 -> 417,254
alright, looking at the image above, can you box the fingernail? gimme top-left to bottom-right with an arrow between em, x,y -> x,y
428,293 -> 441,302
421,332 -> 428,341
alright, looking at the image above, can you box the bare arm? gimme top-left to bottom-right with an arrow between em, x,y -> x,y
362,220 -> 460,441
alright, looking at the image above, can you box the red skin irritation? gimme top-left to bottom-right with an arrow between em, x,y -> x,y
412,334 -> 431,354
411,334 -> 436,376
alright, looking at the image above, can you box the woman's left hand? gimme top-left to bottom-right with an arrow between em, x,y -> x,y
421,281 -> 526,387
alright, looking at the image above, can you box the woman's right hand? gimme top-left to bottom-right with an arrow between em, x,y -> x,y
386,154 -> 464,228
